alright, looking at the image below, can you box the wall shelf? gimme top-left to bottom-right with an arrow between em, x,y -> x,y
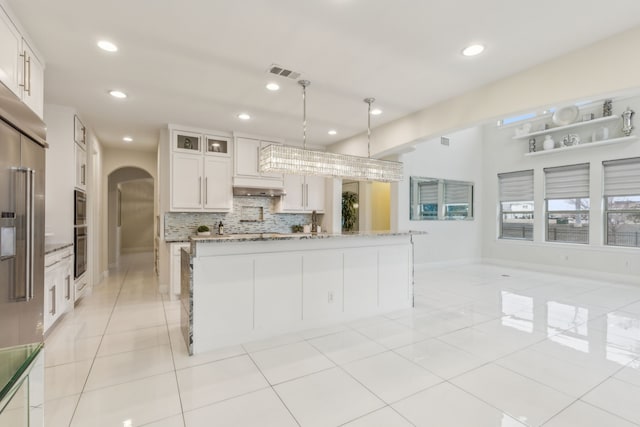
513,115 -> 619,140
524,136 -> 637,157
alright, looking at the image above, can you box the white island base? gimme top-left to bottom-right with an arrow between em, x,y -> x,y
181,233 -> 415,355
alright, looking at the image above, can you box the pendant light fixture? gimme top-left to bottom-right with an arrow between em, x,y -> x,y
259,80 -> 403,182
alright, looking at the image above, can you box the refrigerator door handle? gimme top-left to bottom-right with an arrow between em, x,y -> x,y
27,169 -> 35,301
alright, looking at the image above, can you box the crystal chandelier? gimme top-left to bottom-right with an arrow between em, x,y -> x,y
259,80 -> 403,182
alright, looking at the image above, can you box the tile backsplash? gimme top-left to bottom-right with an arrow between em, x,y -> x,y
164,196 -> 319,240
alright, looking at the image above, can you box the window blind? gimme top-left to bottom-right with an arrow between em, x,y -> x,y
418,181 -> 438,204
603,157 -> 640,196
498,170 -> 533,201
544,163 -> 590,199
444,182 -> 471,205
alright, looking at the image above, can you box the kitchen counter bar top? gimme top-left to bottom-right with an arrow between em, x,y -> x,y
167,230 -> 426,244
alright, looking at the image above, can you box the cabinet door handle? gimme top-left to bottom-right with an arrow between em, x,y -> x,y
205,177 -> 208,205
50,286 -> 56,315
301,184 -> 304,207
198,177 -> 202,204
26,54 -> 31,95
81,164 -> 86,185
19,51 -> 29,94
256,146 -> 260,174
65,275 -> 71,301
306,183 -> 309,207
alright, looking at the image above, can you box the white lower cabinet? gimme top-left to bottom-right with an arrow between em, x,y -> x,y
188,238 -> 413,353
343,247 -> 379,317
170,243 -> 190,297
379,245 -> 411,310
254,254 -> 303,330
193,256 -> 254,341
302,250 -> 343,321
43,247 -> 74,333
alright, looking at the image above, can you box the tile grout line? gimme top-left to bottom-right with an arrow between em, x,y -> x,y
243,350 -> 302,427
66,267 -> 131,426
160,293 -> 187,427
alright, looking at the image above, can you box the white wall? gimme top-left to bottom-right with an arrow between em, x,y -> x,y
397,127 -> 484,267
481,96 -> 640,284
331,26 -> 640,158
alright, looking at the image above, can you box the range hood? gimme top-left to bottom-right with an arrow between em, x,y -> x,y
232,186 -> 286,197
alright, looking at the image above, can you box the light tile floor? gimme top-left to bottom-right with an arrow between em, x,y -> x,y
44,254 -> 640,426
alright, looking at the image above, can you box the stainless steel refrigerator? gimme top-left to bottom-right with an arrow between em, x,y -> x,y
0,83 -> 46,349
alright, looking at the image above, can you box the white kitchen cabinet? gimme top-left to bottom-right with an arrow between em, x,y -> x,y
193,256 -> 254,340
233,136 -> 283,187
19,39 -> 43,119
75,143 -> 87,190
378,245 -> 411,310
43,247 -> 74,333
170,242 -> 190,298
254,253 -> 302,331
343,247 -> 378,317
171,153 -> 203,210
204,156 -> 232,210
169,129 -> 232,212
0,5 -> 44,118
0,8 -> 21,97
279,174 -> 325,213
302,250 -> 343,321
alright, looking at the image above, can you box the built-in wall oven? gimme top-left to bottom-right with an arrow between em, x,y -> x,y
74,189 -> 86,226
74,226 -> 87,279
74,189 -> 87,279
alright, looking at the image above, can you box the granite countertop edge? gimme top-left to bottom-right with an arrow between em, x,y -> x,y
168,230 -> 427,244
44,242 -> 74,255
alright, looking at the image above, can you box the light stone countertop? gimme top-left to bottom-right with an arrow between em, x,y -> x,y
186,230 -> 426,243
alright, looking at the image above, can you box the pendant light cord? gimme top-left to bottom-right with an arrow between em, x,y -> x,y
364,98 -> 375,158
299,80 -> 310,150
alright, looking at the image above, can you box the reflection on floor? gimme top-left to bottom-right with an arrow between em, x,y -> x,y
44,253 -> 640,426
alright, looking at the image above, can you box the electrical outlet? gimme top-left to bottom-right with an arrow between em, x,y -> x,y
328,292 -> 334,303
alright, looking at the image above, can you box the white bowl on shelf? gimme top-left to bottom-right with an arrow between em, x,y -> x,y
552,106 -> 579,126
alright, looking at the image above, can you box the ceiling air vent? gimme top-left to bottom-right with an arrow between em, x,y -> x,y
441,137 -> 450,146
268,64 -> 301,80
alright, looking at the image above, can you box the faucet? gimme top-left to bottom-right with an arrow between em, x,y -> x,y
311,210 -> 318,233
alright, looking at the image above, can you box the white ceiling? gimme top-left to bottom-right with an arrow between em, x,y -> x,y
8,0 -> 640,152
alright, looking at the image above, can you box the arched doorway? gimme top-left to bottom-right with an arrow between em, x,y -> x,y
108,167 -> 154,268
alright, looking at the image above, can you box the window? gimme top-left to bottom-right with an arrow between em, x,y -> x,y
544,164 -> 590,244
498,170 -> 534,240
603,158 -> 640,248
410,177 -> 473,220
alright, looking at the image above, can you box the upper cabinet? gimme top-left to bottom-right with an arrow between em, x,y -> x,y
0,5 -> 45,119
233,136 -> 284,188
169,127 -> 232,212
278,174 -> 325,213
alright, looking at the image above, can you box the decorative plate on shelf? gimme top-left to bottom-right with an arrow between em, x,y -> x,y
552,106 -> 579,126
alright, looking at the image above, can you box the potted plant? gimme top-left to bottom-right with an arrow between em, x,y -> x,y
342,191 -> 358,232
196,225 -> 211,236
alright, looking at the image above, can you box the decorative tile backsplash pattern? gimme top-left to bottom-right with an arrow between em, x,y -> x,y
164,196 -> 318,241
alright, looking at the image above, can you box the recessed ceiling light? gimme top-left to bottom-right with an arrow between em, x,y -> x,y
123,136 -> 133,142
370,108 -> 382,116
462,44 -> 485,57
97,40 -> 118,52
109,90 -> 127,98
266,82 -> 280,91
237,113 -> 251,120
328,130 -> 337,135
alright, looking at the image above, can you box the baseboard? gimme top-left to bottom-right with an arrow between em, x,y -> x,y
414,257 -> 482,272
482,257 -> 640,286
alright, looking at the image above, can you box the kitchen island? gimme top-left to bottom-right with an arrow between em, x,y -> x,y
180,232 -> 419,354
